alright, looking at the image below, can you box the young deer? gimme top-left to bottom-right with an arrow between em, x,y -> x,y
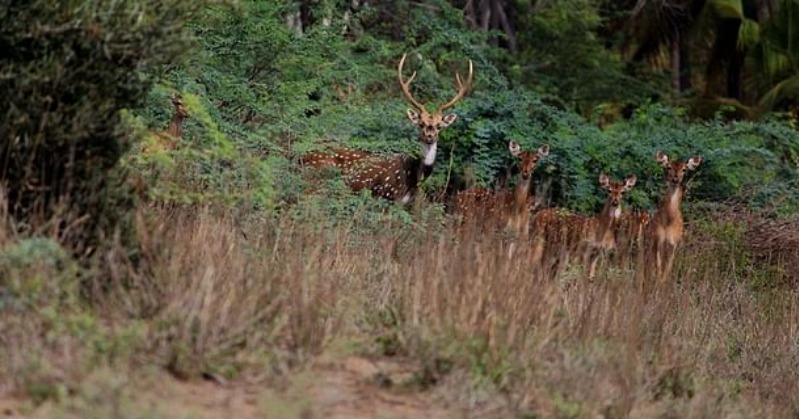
647,151 -> 702,283
532,173 -> 637,280
615,208 -> 652,269
301,53 -> 474,205
142,93 -> 189,154
454,141 -> 549,236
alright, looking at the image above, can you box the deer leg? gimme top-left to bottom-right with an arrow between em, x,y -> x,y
531,236 -> 548,280
552,239 -> 568,279
507,238 -> 517,260
633,236 -> 648,292
651,239 -> 664,281
583,245 -> 601,281
642,238 -> 659,294
661,243 -> 678,284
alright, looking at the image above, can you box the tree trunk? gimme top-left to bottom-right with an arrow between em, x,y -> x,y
463,0 -> 479,29
671,32 -> 681,93
705,18 -> 742,99
299,0 -> 315,30
727,48 -> 744,99
755,0 -> 775,21
472,0 -> 516,50
494,0 -> 517,51
479,0 -> 491,31
679,32 -> 692,92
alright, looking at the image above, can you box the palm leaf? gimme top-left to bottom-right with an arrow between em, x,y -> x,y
711,0 -> 744,19
757,72 -> 799,110
737,17 -> 760,49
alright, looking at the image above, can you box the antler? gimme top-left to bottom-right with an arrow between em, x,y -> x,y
436,58 -> 474,113
397,53 -> 427,114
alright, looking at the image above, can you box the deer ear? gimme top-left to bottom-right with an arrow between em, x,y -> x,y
508,141 -> 521,156
623,174 -> 637,191
656,151 -> 669,168
441,113 -> 458,127
687,155 -> 702,170
599,172 -> 610,189
537,144 -> 550,157
407,109 -> 421,124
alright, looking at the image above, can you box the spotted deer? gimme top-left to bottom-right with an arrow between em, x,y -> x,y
532,173 -> 637,280
454,141 -> 549,236
301,53 -> 474,204
142,93 -> 188,154
646,151 -> 702,283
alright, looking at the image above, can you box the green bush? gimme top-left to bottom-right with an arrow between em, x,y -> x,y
133,0 -> 799,219
0,0 -> 205,254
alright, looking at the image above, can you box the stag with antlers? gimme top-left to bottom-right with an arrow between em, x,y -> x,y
453,141 -> 549,236
300,53 -> 474,205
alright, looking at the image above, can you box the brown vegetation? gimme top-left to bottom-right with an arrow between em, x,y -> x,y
1,194 -> 797,416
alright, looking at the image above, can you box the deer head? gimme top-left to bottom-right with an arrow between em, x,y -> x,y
631,208 -> 651,227
142,93 -> 189,154
509,141 -> 549,180
165,93 -> 189,140
656,151 -> 702,187
170,93 -> 189,118
398,53 -> 473,157
599,172 -> 637,219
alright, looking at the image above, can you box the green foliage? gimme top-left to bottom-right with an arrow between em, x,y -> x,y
0,0 -> 206,253
129,0 -> 799,218
754,0 -> 799,109
510,0 -> 663,111
0,238 -> 77,311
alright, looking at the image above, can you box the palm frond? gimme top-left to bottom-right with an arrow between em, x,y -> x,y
711,0 -> 744,19
737,17 -> 760,49
757,72 -> 799,110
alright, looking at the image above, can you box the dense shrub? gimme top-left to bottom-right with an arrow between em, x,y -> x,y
0,0 -> 205,253
135,1 -> 799,219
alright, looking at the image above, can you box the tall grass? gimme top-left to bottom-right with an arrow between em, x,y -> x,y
0,196 -> 797,417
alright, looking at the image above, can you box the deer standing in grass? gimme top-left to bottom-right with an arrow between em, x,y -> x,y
133,93 -> 189,200
647,151 -> 702,283
301,53 -> 474,205
614,208 -> 652,270
532,173 -> 637,280
454,141 -> 549,236
142,93 -> 189,154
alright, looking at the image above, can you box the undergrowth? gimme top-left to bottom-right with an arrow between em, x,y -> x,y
1,196 -> 797,417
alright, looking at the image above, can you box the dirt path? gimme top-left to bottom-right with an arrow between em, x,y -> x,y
293,355 -> 459,419
1,355 -> 469,419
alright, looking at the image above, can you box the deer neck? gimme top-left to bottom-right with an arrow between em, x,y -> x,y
596,199 -> 622,243
167,113 -> 185,138
658,184 -> 684,225
421,142 -> 437,167
511,175 -> 531,215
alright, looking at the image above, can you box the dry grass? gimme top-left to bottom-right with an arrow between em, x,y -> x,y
1,198 -> 798,417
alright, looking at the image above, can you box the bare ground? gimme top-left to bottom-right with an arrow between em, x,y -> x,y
0,354 -> 479,419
